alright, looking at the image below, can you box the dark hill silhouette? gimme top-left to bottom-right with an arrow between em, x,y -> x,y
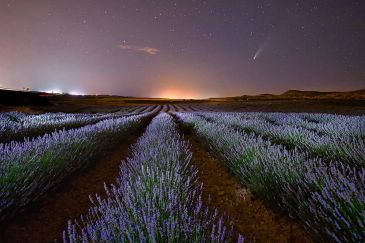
280,89 -> 365,100
281,90 -> 330,97
212,89 -> 365,101
0,89 -> 49,105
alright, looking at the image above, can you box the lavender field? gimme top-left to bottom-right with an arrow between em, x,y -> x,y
0,106 -> 364,242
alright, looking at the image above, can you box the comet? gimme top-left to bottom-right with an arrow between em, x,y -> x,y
253,47 -> 263,60
253,41 -> 268,61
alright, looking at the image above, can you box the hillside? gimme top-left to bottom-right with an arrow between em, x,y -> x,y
280,89 -> 365,99
0,89 -> 49,105
214,89 -> 365,101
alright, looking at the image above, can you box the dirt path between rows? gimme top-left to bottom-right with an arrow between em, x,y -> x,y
0,123 -> 150,243
178,126 -> 312,242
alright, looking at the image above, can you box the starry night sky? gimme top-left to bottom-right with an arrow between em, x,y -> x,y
0,0 -> 364,98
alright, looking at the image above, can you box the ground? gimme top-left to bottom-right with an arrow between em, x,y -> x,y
0,94 -> 364,242
1,93 -> 365,115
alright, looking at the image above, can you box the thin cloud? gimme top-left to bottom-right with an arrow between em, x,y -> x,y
118,44 -> 159,55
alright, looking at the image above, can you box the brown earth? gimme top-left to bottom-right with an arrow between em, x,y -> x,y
205,100 -> 365,115
3,99 -> 365,115
0,125 -> 149,243
180,126 -> 312,243
1,89 -> 365,115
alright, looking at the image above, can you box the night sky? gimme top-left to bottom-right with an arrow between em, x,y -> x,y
0,0 -> 364,98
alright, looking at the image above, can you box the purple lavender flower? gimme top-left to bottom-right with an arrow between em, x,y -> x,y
0,111 -> 156,223
63,113 -> 236,242
175,112 -> 364,242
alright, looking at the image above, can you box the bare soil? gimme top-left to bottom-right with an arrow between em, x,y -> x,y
182,130 -> 312,243
2,92 -> 364,115
0,127 -> 148,243
207,100 -> 365,115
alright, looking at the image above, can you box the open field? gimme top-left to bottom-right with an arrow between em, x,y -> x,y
1,89 -> 365,115
0,98 -> 364,242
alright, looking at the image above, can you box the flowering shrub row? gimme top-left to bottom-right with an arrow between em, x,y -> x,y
175,112 -> 364,242
260,112 -> 365,137
64,113 -> 239,242
0,111 -> 156,223
197,112 -> 365,167
0,106 -> 158,144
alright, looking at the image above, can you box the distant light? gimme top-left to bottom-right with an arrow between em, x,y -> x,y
42,89 -> 63,94
69,90 -> 85,96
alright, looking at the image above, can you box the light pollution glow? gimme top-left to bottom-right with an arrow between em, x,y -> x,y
155,88 -> 203,99
39,89 -> 85,96
38,86 -> 211,99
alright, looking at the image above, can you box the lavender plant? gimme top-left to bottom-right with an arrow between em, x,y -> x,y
175,112 -> 365,242
0,111 -> 155,223
198,112 -> 365,167
260,112 -> 365,137
0,107 -> 156,144
63,113 -> 238,243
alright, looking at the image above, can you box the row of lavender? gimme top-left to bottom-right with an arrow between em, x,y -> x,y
64,113 -> 239,242
0,106 -> 157,144
260,112 -> 365,137
198,112 -> 365,167
159,104 -> 215,112
0,110 -> 157,223
175,112 -> 364,242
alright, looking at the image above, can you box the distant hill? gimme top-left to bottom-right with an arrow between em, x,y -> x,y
280,89 -> 365,100
0,89 -> 49,105
281,90 -> 330,97
213,89 -> 365,101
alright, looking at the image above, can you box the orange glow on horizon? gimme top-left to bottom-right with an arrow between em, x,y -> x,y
156,88 -> 204,99
151,74 -> 218,99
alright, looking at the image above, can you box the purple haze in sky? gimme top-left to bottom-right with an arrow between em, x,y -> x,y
0,0 -> 364,98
